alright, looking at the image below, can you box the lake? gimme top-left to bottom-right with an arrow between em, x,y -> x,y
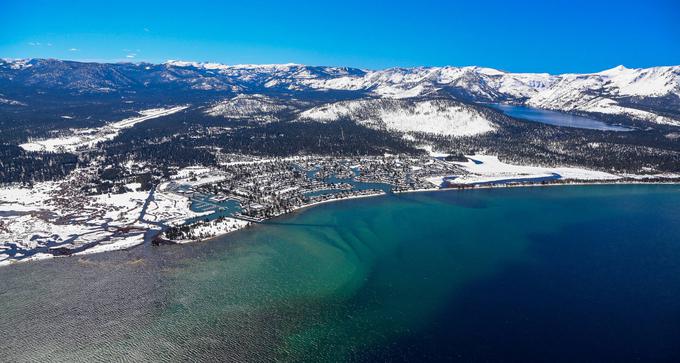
490,103 -> 632,131
1,185 -> 679,362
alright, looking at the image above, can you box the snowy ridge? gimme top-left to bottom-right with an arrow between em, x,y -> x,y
297,65 -> 554,100
165,60 -> 302,70
173,61 -> 678,124
300,64 -> 679,124
3,59 -> 679,125
597,65 -> 679,97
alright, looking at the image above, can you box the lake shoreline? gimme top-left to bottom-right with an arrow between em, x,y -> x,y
394,178 -> 680,194
485,102 -> 634,131
2,179 -> 679,268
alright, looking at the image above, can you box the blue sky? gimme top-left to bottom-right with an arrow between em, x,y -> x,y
0,0 -> 678,73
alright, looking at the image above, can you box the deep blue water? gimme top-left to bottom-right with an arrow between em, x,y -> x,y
354,186 -> 680,362
491,103 -> 632,131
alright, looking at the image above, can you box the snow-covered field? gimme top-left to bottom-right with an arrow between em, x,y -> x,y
19,106 -> 188,152
426,155 -> 622,186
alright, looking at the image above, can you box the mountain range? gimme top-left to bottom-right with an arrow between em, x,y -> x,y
1,58 -> 679,127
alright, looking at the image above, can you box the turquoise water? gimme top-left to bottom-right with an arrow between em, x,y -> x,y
490,103 -> 632,131
1,185 -> 679,362
187,196 -> 241,223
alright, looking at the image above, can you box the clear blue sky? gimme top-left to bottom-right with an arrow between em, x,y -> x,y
1,0 -> 678,73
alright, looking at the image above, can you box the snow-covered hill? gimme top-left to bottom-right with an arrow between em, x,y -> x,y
206,94 -> 295,122
299,98 -> 496,136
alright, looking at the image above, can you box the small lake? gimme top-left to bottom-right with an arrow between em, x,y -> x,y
490,103 -> 632,131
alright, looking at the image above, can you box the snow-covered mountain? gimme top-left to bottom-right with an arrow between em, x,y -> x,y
298,98 -> 497,136
523,66 -> 680,125
299,66 -> 554,101
1,58 -> 679,126
297,64 -> 680,124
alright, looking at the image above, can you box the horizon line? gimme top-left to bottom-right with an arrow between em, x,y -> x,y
2,56 -> 679,75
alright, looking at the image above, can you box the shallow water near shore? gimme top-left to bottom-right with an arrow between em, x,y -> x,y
1,185 -> 680,362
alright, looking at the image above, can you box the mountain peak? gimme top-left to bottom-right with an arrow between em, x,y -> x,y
598,65 -> 630,75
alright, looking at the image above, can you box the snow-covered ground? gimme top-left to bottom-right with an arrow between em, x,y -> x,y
170,166 -> 228,186
0,182 -> 144,265
173,218 -> 250,243
426,154 -> 680,187
299,99 -> 496,136
220,155 -> 311,166
426,155 -> 622,186
0,170 -> 208,266
417,145 -> 451,158
19,106 -> 188,152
